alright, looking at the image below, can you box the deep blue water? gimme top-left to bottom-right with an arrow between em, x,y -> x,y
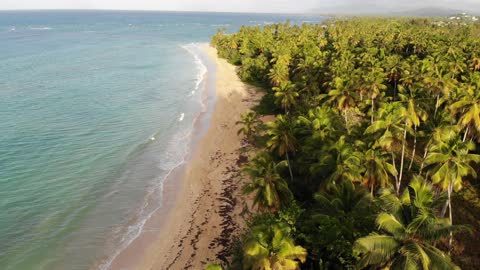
0,11 -> 324,270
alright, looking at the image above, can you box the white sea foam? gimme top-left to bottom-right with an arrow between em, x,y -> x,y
97,43 -> 210,270
98,134 -> 190,270
182,43 -> 208,100
97,176 -> 167,270
30,26 -> 52,30
8,27 -> 15,32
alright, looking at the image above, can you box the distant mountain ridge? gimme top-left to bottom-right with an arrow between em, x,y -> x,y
314,6 -> 479,17
393,7 -> 472,17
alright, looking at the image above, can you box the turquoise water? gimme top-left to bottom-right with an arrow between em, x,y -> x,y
0,11 -> 324,269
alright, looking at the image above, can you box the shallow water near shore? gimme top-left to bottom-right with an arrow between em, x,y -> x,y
0,11 -> 324,270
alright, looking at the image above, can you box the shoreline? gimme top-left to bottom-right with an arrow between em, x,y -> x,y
93,43 -> 213,270
107,44 -> 261,269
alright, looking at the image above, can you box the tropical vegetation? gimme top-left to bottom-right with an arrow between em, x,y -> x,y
208,17 -> 480,269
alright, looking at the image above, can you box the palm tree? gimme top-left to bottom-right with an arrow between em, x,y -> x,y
398,84 -> 428,171
365,102 -> 409,194
325,136 -> 365,186
243,223 -> 307,270
236,111 -> 261,142
397,106 -> 412,193
269,53 -> 291,86
363,67 -> 387,124
273,81 -> 299,113
314,179 -> 372,218
301,180 -> 374,269
385,55 -> 403,101
446,46 -> 466,79
418,119 -> 456,175
363,148 -> 397,195
424,129 -> 480,248
355,178 -> 462,270
296,106 -> 345,142
266,115 -> 297,182
422,55 -> 454,118
242,153 -> 293,212
449,73 -> 480,142
399,55 -> 417,90
320,76 -> 359,126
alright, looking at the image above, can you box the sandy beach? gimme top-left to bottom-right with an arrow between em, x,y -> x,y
107,44 -> 261,270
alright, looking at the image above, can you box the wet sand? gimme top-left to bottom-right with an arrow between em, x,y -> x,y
108,44 -> 261,270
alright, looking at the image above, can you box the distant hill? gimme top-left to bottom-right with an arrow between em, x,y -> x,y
313,6 -> 478,17
393,7 -> 467,17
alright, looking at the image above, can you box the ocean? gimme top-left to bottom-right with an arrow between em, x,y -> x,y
0,11 -> 323,270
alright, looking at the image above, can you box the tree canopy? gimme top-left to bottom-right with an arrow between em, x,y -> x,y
210,17 -> 480,270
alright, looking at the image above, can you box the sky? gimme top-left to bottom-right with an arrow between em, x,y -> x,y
1,0 -> 479,14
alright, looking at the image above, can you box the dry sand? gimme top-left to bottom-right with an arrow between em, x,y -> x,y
108,44 -> 261,270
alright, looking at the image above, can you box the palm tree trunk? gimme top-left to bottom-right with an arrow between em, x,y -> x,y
448,181 -> 454,253
463,125 -> 470,142
391,152 -> 399,192
398,121 -> 408,195
370,159 -> 374,196
343,110 -> 349,132
419,143 -> 430,175
393,80 -> 398,101
286,151 -> 294,182
434,94 -> 440,118
393,81 -> 397,101
371,97 -> 375,124
441,200 -> 448,217
408,125 -> 417,171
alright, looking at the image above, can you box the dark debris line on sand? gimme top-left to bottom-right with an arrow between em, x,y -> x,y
210,150 -> 249,266
166,87 -> 258,269
164,187 -> 207,270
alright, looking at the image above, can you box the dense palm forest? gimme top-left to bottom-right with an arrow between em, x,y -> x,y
209,18 -> 480,270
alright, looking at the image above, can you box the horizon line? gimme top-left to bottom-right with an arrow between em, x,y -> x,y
0,8 -> 324,15
0,8 -> 475,17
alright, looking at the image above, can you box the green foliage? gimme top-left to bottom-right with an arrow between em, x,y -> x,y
425,128 -> 480,192
236,111 -> 262,141
273,82 -> 299,113
212,17 -> 480,269
243,222 -> 307,270
239,54 -> 270,83
297,181 -> 376,269
363,147 -> 398,195
205,263 -> 223,270
242,152 -> 293,212
355,178 -> 466,269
